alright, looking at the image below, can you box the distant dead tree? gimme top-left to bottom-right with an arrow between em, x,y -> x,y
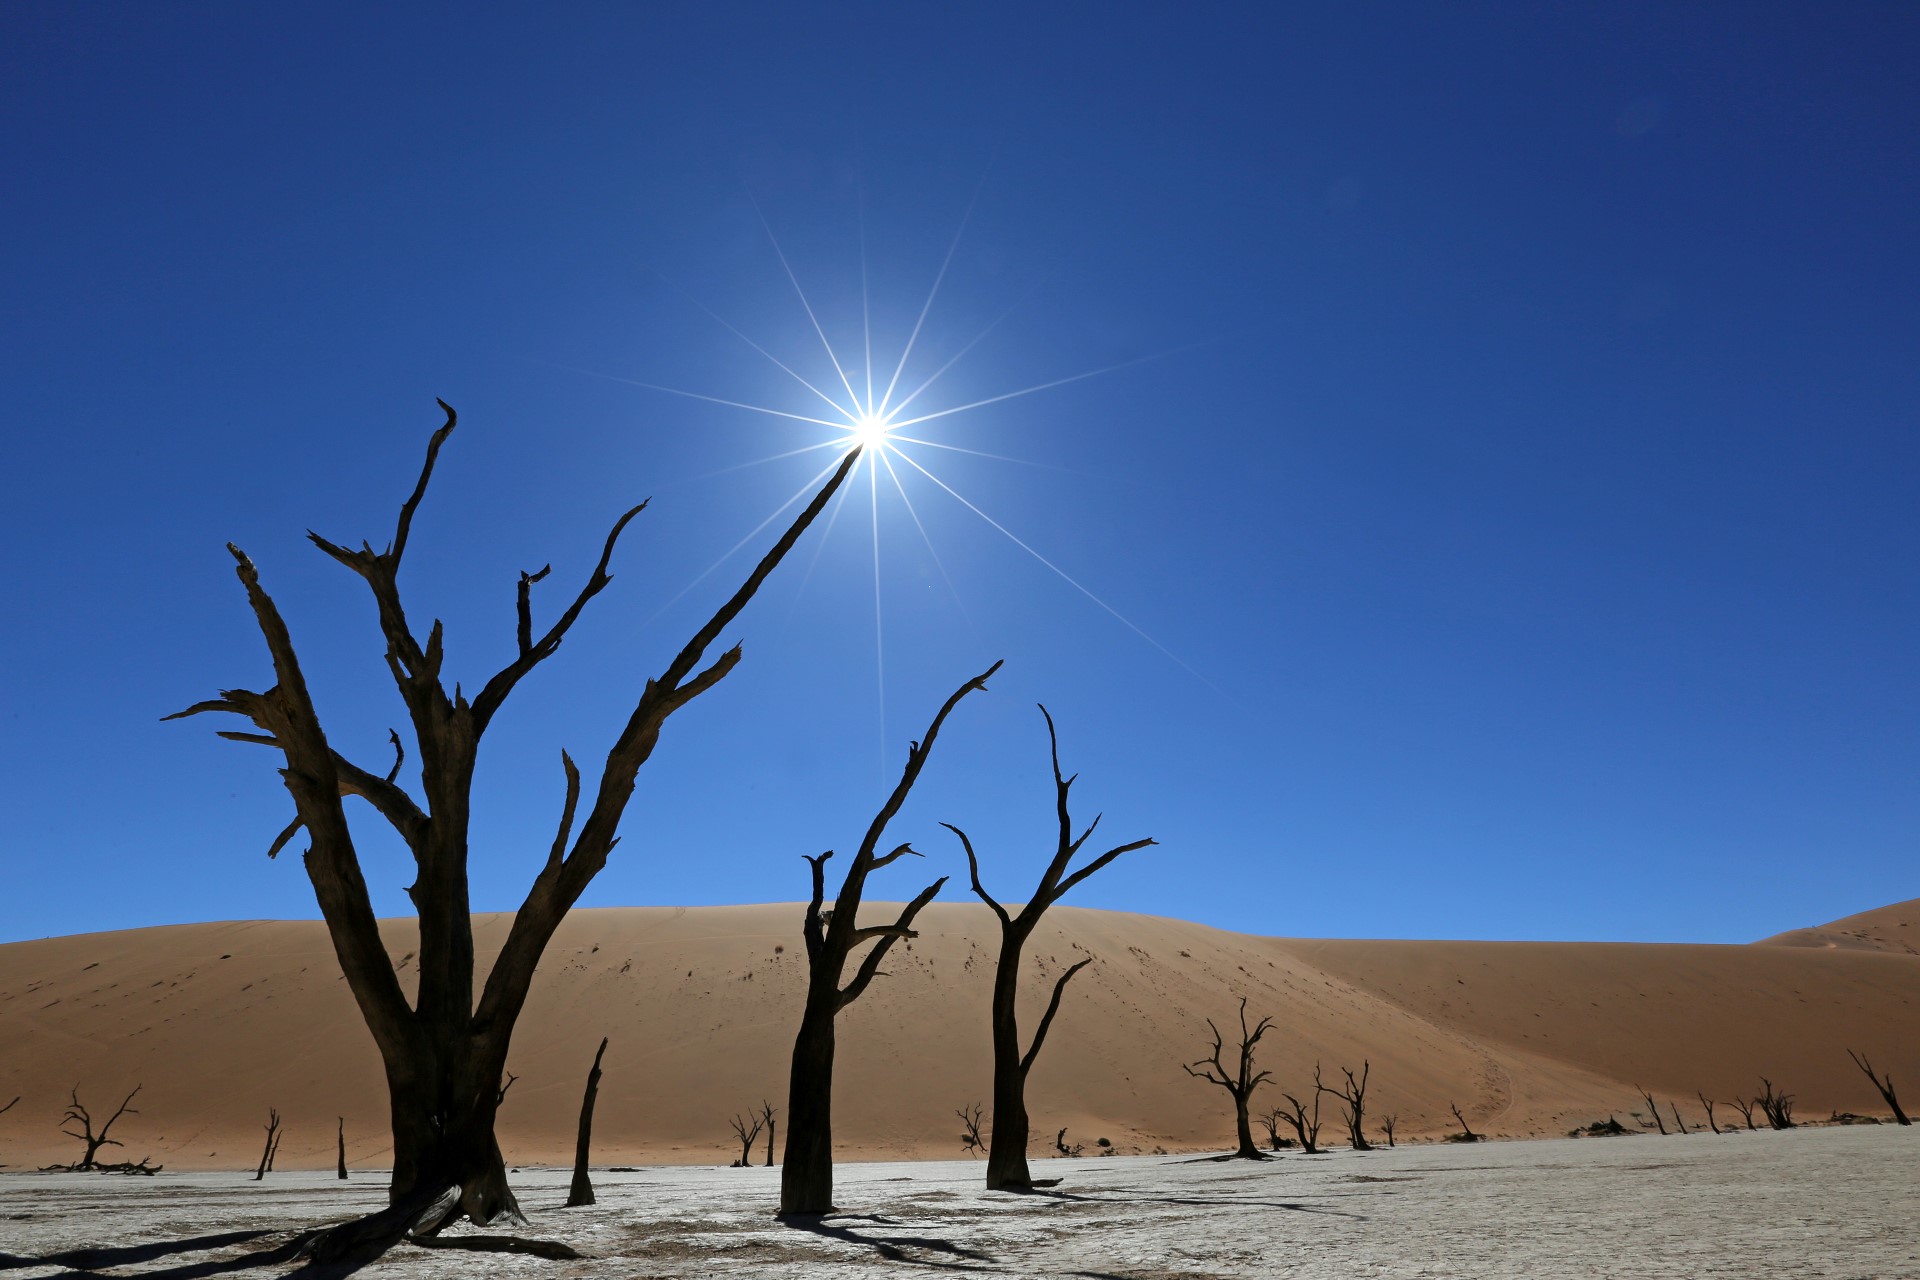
779,663 -> 999,1215
759,1101 -> 777,1167
1727,1095 -> 1759,1131
566,1038 -> 608,1207
1054,1127 -> 1083,1158
729,1107 -> 767,1167
1379,1114 -> 1398,1147
1319,1061 -> 1373,1152
255,1108 -> 283,1180
1668,1102 -> 1689,1135
1756,1078 -> 1795,1130
1636,1087 -> 1668,1135
1447,1101 -> 1481,1143
1256,1108 -> 1290,1152
1274,1085 -> 1324,1154
943,705 -> 1154,1191
1182,998 -> 1274,1159
1697,1093 -> 1722,1135
337,1117 -> 348,1179
172,405 -> 859,1238
61,1085 -> 140,1170
957,1103 -> 985,1156
1846,1050 -> 1910,1125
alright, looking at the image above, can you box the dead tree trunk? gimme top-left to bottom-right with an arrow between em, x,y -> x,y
1697,1093 -> 1721,1134
566,1038 -> 608,1207
1728,1096 -> 1759,1130
1448,1101 -> 1480,1142
1275,1086 -> 1323,1154
944,706 -> 1153,1191
1637,1087 -> 1668,1134
1256,1108 -> 1287,1151
1320,1061 -> 1372,1151
255,1109 -> 283,1180
1181,998 -> 1274,1159
958,1103 -> 985,1156
61,1085 -> 140,1170
1756,1078 -> 1795,1129
1669,1101 -> 1688,1135
172,406 -> 859,1233
778,663 -> 999,1216
1846,1050 -> 1911,1125
729,1109 -> 766,1166
1380,1114 -> 1397,1148
761,1102 -> 776,1167
337,1117 -> 348,1179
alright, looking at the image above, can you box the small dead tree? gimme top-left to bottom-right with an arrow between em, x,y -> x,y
759,1101 -> 777,1167
1636,1087 -> 1668,1134
1668,1101 -> 1689,1135
566,1038 -> 608,1207
1846,1050 -> 1911,1125
729,1108 -> 766,1167
779,663 -> 999,1216
1447,1101 -> 1481,1142
1054,1127 -> 1083,1158
944,705 -> 1154,1190
1727,1095 -> 1759,1130
337,1116 -> 349,1179
61,1085 -> 141,1170
1256,1108 -> 1290,1152
173,407 -> 860,1235
1379,1114 -> 1397,1148
255,1108 -> 284,1180
1181,998 -> 1274,1159
1274,1086 -> 1324,1155
957,1103 -> 985,1156
1756,1078 -> 1795,1130
1697,1092 -> 1722,1134
1319,1061 -> 1372,1151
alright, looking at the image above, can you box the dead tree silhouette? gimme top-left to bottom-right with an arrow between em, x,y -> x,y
760,1101 -> 777,1167
337,1116 -> 348,1179
254,1109 -> 283,1180
1182,998 -> 1274,1159
61,1085 -> 140,1170
171,404 -> 859,1239
1697,1092 -> 1722,1134
779,662 -> 999,1216
1320,1061 -> 1373,1151
942,705 -> 1154,1191
957,1103 -> 985,1156
1668,1101 -> 1689,1134
1379,1113 -> 1397,1148
1756,1078 -> 1795,1129
1637,1087 -> 1668,1134
729,1109 -> 766,1167
1846,1050 -> 1910,1125
1447,1101 -> 1482,1142
1274,1083 -> 1324,1154
566,1038 -> 608,1207
1727,1095 -> 1759,1130
1256,1108 -> 1291,1152
0,1096 -> 17,1118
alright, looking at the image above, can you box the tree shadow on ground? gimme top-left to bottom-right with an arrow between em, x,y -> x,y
0,1229 -> 316,1278
780,1212 -> 999,1271
1008,1185 -> 1367,1220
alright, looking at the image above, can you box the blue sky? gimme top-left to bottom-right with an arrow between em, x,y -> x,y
2,3 -> 1914,946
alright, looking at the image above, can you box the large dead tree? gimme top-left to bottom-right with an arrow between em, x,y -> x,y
1182,998 -> 1274,1159
61,1085 -> 140,1170
1846,1050 -> 1911,1125
942,705 -> 1153,1191
172,404 -> 860,1233
566,1038 -> 608,1207
779,662 -> 999,1216
1319,1061 -> 1372,1152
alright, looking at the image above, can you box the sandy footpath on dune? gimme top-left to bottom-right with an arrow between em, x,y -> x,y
2,1125 -> 1914,1278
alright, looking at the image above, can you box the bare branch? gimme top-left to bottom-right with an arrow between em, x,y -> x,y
383,729 -> 405,783
390,400 -> 457,564
1020,957 -> 1092,1076
868,842 -> 922,871
516,564 -> 552,657
266,815 -> 304,860
545,751 -> 581,875
943,822 -> 1010,926
838,874 -> 946,1009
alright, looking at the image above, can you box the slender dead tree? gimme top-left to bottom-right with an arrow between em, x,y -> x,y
1182,998 -> 1274,1159
944,705 -> 1154,1191
1697,1093 -> 1722,1135
779,662 -> 999,1216
1727,1095 -> 1759,1131
1447,1101 -> 1481,1142
337,1117 -> 349,1179
62,1085 -> 140,1170
1637,1087 -> 1668,1134
729,1109 -> 766,1166
255,1108 -> 283,1180
1668,1101 -> 1689,1135
171,405 -> 860,1233
1256,1108 -> 1289,1152
566,1038 -> 608,1207
1320,1061 -> 1373,1152
760,1101 -> 776,1167
1846,1050 -> 1911,1125
1379,1114 -> 1397,1148
957,1103 -> 985,1156
1756,1078 -> 1795,1130
1274,1086 -> 1324,1154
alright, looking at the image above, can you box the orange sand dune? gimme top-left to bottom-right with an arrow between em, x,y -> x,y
1754,897 -> 1920,954
0,903 -> 1913,1172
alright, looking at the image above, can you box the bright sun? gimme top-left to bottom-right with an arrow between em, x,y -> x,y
849,412 -> 892,451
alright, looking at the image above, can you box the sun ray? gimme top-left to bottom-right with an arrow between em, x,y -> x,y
642,451 -> 855,630
868,451 -> 887,773
883,286 -> 1035,421
859,188 -> 875,417
781,450 -> 863,632
888,433 -> 1091,474
892,449 -> 1218,689
885,343 -> 1207,431
671,437 -> 847,484
875,170 -> 989,418
879,447 -> 974,630
641,267 -> 858,422
748,192 -> 864,415
558,366 -> 854,430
